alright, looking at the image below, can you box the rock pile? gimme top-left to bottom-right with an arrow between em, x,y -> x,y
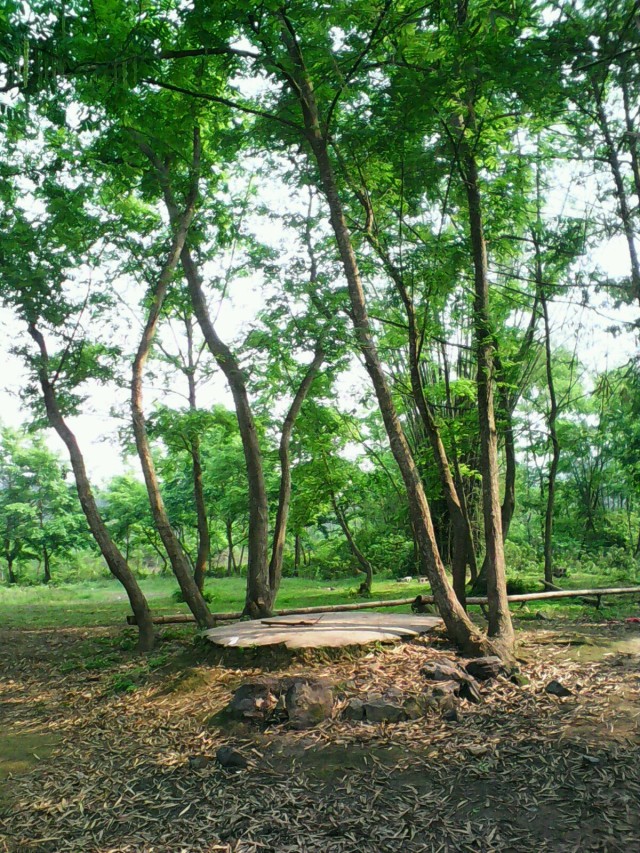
223,675 -> 335,729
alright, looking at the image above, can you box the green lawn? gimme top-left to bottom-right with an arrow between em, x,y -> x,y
1,561 -> 639,631
0,574 -> 436,630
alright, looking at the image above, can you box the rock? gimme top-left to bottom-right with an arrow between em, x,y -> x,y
431,680 -> 459,697
458,679 -> 482,704
510,672 -> 530,687
226,679 -> 278,721
403,695 -> 435,719
443,708 -> 461,722
187,755 -> 210,770
545,679 -> 572,697
421,659 -> 465,682
423,661 -> 481,704
464,656 -> 507,681
216,746 -> 248,769
343,698 -> 365,721
362,696 -> 406,723
442,704 -> 461,723
467,744 -> 490,757
285,678 -> 334,729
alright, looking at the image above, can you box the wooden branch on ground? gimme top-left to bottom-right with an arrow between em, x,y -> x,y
539,579 -> 601,606
126,585 -> 640,626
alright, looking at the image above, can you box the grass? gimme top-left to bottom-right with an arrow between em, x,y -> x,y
0,565 -> 638,632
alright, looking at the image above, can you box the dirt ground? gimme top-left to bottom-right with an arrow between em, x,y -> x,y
0,618 -> 639,853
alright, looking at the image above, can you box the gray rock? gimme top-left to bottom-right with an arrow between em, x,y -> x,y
188,755 -> 210,770
226,679 -> 279,721
363,696 -> 406,723
439,695 -> 461,722
421,659 -> 465,682
403,695 -> 434,719
343,698 -> 365,721
458,679 -> 482,704
442,706 -> 461,722
216,745 -> 248,769
464,656 -> 507,681
431,680 -> 459,697
285,678 -> 334,729
545,679 -> 573,697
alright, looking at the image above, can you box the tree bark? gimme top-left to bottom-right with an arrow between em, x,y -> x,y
180,247 -> 271,617
280,20 -> 501,658
28,324 -> 155,652
131,129 -> 215,629
226,519 -> 234,577
540,285 -> 560,584
42,544 -> 51,584
268,347 -> 324,603
619,63 -> 640,220
592,82 -> 640,304
329,486 -> 374,593
185,317 -> 210,593
6,553 -> 16,585
294,532 -> 302,576
461,147 -> 514,650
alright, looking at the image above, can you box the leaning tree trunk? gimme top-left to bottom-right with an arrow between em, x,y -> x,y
540,287 -> 560,584
280,24 -> 503,658
461,148 -> 514,651
294,533 -> 302,576
365,237 -> 474,606
28,324 -> 155,652
42,545 -> 51,584
180,248 -> 271,617
268,347 -> 324,605
226,520 -> 234,577
6,552 -> 16,585
329,490 -> 374,594
131,140 -> 215,630
184,323 -> 210,593
592,82 -> 640,305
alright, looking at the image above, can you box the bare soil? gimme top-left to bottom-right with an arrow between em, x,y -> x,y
0,618 -> 639,852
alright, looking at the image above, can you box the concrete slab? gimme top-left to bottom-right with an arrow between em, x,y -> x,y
203,610 -> 442,649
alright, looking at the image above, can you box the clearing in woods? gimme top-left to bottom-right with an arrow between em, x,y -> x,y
0,617 -> 639,852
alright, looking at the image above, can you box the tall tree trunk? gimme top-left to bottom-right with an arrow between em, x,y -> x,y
179,249 -> 270,617
442,344 -> 478,583
619,64 -> 640,215
268,347 -> 324,604
328,487 -> 374,594
280,21 -> 502,658
500,403 -> 517,539
294,533 -> 302,576
592,82 -> 640,304
461,147 -> 514,649
6,553 -> 16,585
185,318 -> 210,593
540,287 -> 560,584
28,324 -> 155,653
368,239 -> 472,606
131,131 -> 215,629
42,545 -> 51,584
226,519 -> 234,577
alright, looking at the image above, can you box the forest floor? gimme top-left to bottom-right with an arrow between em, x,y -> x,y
1,607 -> 639,852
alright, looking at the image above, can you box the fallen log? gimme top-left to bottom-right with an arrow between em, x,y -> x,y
126,585 -> 640,626
539,579 -> 600,606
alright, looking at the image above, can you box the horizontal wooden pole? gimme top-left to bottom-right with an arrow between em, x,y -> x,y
126,585 -> 640,626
